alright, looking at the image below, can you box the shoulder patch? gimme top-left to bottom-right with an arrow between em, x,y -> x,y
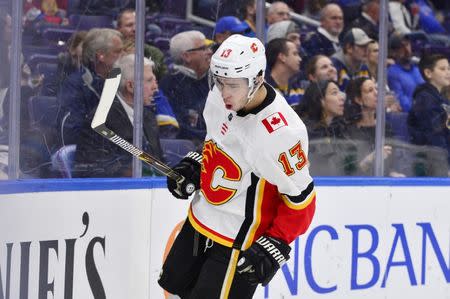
261,112 -> 288,133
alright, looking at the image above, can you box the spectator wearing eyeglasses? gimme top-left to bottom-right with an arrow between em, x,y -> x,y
159,30 -> 213,148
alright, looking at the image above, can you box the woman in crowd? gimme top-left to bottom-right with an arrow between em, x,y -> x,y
344,77 -> 405,176
296,79 -> 353,175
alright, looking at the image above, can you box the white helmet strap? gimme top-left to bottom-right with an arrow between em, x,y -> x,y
245,72 -> 264,105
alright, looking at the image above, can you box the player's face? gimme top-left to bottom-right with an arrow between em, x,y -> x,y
215,77 -> 249,111
321,82 -> 344,118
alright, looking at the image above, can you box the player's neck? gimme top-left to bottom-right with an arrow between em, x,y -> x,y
243,83 -> 267,112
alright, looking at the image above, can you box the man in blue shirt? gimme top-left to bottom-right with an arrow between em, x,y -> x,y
387,33 -> 424,112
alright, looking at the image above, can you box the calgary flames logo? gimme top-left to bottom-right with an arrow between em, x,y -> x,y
250,42 -> 258,53
201,140 -> 242,205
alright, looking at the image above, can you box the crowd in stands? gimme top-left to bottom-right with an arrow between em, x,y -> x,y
0,0 -> 449,179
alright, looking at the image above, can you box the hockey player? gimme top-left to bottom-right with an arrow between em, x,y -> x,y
159,34 -> 316,298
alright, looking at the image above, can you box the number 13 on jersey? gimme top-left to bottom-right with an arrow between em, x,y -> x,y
278,141 -> 307,176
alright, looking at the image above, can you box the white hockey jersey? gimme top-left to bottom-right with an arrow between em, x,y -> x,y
188,83 -> 316,250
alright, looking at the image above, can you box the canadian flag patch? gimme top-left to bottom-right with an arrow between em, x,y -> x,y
262,112 -> 288,133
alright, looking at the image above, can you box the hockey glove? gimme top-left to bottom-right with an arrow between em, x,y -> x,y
167,151 -> 202,199
236,235 -> 290,286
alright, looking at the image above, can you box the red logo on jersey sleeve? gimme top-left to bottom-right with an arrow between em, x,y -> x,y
262,112 -> 288,133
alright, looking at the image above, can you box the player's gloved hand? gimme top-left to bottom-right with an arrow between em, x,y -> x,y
236,235 -> 290,286
167,151 -> 202,199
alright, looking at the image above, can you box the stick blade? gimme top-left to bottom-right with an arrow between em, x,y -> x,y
91,68 -> 122,129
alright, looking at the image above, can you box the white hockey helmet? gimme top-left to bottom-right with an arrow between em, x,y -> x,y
210,34 -> 266,99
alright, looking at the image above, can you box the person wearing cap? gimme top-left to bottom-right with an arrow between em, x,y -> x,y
331,27 -> 372,91
159,30 -> 213,148
387,33 -> 424,112
265,38 -> 304,107
214,16 -> 250,45
302,3 -> 344,63
266,20 -> 301,49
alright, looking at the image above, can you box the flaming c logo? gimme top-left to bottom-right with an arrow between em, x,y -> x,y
250,42 -> 258,53
201,140 -> 242,205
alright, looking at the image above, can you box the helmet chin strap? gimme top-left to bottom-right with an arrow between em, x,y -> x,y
244,76 -> 264,106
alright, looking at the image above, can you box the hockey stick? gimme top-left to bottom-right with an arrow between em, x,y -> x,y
91,68 -> 195,197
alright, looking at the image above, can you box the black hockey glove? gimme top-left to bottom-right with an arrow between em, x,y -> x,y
236,235 -> 290,286
167,151 -> 202,199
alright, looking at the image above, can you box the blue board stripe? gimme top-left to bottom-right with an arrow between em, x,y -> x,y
0,177 -> 449,195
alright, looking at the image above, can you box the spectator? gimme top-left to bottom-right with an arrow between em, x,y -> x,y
74,54 -> 163,177
121,39 -> 179,138
116,9 -> 167,80
0,11 -> 11,149
266,1 -> 291,25
305,54 -> 338,82
239,0 -> 257,37
296,80 -> 351,175
344,77 -> 405,176
159,30 -> 212,148
302,3 -> 344,61
266,20 -> 301,49
389,0 -> 419,35
265,38 -> 303,107
38,30 -> 88,97
387,33 -> 424,112
408,54 -> 450,174
57,28 -> 124,145
348,0 -> 386,40
389,0 -> 450,47
297,80 -> 345,139
0,12 -> 11,123
303,0 -> 328,21
332,28 -> 372,91
213,16 -> 250,45
366,40 -> 402,113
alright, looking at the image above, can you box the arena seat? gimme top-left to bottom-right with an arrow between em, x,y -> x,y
42,27 -> 77,43
68,14 -> 114,30
37,62 -> 59,96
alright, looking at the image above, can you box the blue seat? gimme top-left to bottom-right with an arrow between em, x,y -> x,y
27,54 -> 59,71
42,27 -> 77,43
386,112 -> 409,142
160,139 -> 196,167
51,144 -> 77,178
22,45 -> 63,60
68,14 -> 114,30
153,37 -> 170,53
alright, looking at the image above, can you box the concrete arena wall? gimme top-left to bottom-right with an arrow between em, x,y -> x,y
0,178 -> 449,299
